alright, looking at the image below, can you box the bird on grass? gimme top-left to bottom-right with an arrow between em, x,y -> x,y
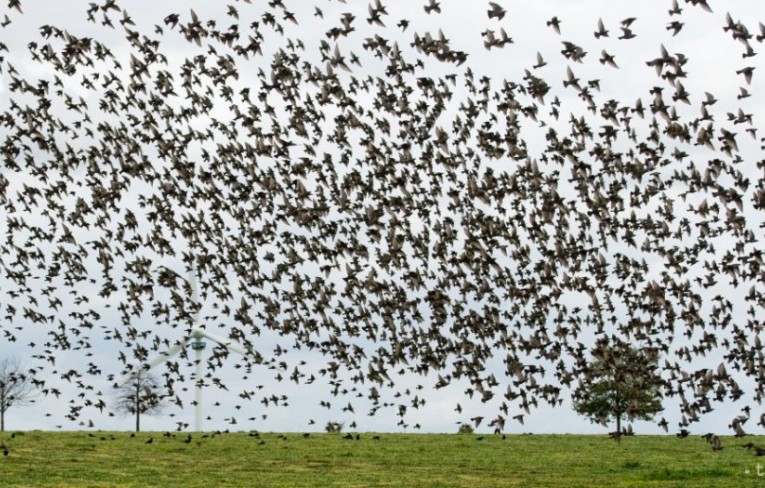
702,433 -> 723,451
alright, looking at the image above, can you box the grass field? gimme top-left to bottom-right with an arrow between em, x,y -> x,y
2,431 -> 765,487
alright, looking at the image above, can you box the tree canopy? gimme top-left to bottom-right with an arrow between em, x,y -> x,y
113,372 -> 165,432
572,340 -> 663,438
0,358 -> 36,431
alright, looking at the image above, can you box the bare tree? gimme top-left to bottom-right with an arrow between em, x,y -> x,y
113,372 -> 165,432
0,358 -> 36,432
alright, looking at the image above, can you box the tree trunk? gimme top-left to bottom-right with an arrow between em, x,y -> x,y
135,383 -> 140,432
1,409 -> 4,432
613,386 -> 621,443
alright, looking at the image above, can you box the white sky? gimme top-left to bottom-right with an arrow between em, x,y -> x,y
0,0 -> 764,435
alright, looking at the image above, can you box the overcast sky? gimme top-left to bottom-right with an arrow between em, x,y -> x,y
0,0 -> 764,434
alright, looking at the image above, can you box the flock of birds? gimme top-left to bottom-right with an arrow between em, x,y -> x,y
0,0 -> 763,445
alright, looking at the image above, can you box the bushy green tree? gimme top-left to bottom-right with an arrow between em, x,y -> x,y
572,340 -> 663,439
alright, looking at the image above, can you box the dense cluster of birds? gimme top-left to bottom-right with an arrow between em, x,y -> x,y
0,0 -> 763,440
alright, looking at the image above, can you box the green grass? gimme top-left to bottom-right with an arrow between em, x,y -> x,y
1,431 -> 764,487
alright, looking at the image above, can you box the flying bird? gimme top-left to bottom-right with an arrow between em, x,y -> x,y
487,2 -> 506,21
